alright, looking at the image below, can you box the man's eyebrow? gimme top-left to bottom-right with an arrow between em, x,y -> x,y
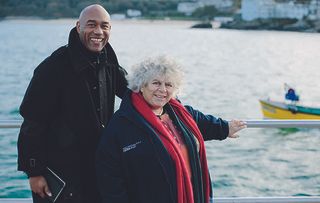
86,20 -> 96,24
86,20 -> 110,25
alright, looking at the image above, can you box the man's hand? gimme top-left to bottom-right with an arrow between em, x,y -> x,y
228,120 -> 247,138
29,176 -> 52,198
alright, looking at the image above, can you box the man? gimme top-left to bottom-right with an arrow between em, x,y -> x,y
17,4 -> 127,203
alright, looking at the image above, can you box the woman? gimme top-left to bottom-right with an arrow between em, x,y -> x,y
96,56 -> 246,203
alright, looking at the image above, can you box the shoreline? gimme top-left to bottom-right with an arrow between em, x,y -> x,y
0,17 -> 197,26
1,17 -> 319,33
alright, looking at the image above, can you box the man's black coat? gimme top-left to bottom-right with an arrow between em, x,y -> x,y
17,28 -> 127,202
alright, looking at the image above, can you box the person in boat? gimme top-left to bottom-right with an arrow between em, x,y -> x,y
17,4 -> 128,203
285,88 -> 299,102
284,83 -> 299,105
96,55 -> 246,203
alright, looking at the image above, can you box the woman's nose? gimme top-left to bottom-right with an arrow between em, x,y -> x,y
158,84 -> 167,92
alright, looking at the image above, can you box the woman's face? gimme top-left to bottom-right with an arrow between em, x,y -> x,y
141,75 -> 175,111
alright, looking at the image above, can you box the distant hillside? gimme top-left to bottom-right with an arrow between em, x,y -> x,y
0,0 -> 181,18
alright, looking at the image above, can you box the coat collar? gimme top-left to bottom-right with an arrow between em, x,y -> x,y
67,27 -> 112,73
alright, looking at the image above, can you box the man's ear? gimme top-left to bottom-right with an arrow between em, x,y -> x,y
76,21 -> 81,34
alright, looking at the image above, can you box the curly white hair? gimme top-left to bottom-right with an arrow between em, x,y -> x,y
128,55 -> 184,96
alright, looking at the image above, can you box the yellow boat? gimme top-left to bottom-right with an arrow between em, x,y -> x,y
259,99 -> 320,119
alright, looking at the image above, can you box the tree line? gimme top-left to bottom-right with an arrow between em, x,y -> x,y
0,0 -> 186,18
0,0 -> 238,20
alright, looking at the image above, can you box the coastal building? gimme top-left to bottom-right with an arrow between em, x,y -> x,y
127,9 -> 142,18
200,0 -> 234,9
241,0 -> 320,21
177,0 -> 234,15
111,13 -> 126,20
177,2 -> 203,16
309,0 -> 320,20
110,9 -> 142,19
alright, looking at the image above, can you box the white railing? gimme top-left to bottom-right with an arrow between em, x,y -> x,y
216,197 -> 320,203
1,120 -> 320,129
1,197 -> 320,203
245,120 -> 320,128
0,120 -> 22,128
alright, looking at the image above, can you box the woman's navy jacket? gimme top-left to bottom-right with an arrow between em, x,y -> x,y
96,91 -> 229,203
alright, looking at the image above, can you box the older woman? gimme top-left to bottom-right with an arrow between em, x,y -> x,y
96,56 -> 246,203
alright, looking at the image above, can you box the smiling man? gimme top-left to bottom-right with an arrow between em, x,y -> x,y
17,4 -> 128,203
77,5 -> 111,52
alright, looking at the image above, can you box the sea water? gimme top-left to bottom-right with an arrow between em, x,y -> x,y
0,19 -> 319,198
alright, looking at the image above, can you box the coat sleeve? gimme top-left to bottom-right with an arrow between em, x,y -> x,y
17,119 -> 48,177
17,56 -> 61,177
185,105 -> 229,141
105,43 -> 128,99
115,65 -> 128,99
96,122 -> 129,203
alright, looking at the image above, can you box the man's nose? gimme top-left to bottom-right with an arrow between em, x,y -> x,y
94,26 -> 103,34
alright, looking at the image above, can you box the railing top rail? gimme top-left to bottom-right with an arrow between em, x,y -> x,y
216,196 -> 320,203
0,197 -> 320,203
245,120 -> 320,128
2,119 -> 320,129
0,120 -> 22,128
1,120 -> 320,129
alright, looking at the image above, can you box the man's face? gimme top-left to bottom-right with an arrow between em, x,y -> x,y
76,7 -> 111,53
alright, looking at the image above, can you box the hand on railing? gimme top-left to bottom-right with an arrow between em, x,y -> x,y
227,120 -> 247,138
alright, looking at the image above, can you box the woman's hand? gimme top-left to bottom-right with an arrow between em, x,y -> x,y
29,176 -> 52,198
228,120 -> 247,138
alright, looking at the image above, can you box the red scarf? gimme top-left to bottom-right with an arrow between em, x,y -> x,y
131,92 -> 210,203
